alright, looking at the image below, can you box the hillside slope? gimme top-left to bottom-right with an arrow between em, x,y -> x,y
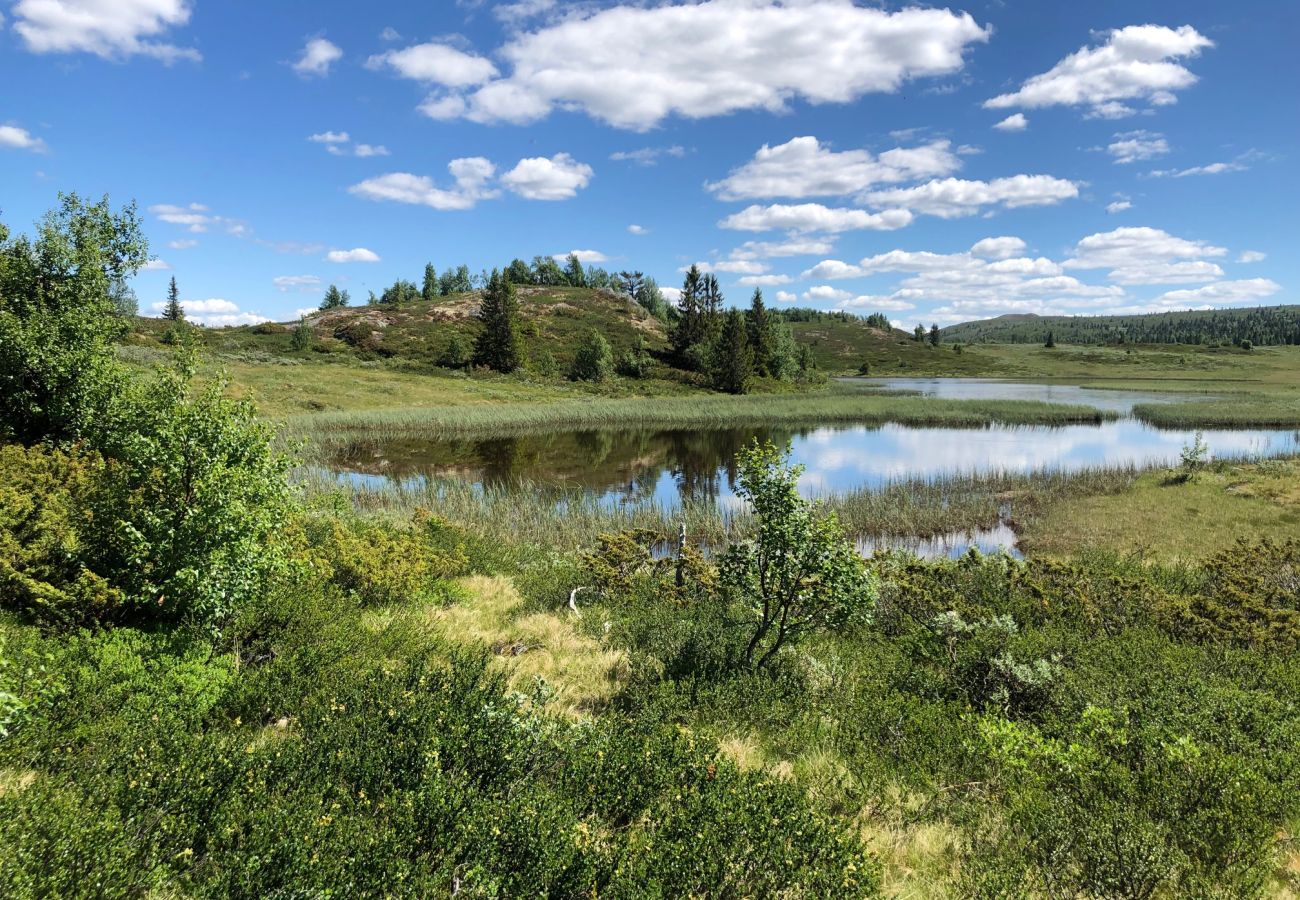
941,304 -> 1300,346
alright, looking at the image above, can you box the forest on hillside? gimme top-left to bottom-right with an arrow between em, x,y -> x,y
942,305 -> 1300,347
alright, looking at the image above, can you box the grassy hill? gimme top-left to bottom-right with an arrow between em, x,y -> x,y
940,304 -> 1300,347
132,286 -> 669,374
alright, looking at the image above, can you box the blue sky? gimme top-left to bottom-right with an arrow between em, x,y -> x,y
1,0 -> 1294,327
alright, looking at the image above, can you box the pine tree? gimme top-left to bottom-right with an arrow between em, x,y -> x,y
1045,330 -> 1056,349
473,269 -> 522,373
422,263 -> 438,302
618,270 -> 645,299
320,284 -> 347,310
162,276 -> 184,321
710,308 -> 753,395
563,253 -> 586,287
745,287 -> 773,377
928,324 -> 941,347
702,274 -> 723,343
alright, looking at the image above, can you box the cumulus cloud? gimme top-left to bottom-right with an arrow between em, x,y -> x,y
862,175 -> 1079,218
494,0 -> 557,23
366,42 -> 498,86
1238,250 -> 1266,263
310,132 -> 390,157
738,275 -> 793,286
419,2 -> 989,129
148,202 -> 247,236
1107,130 -> 1169,164
970,236 -> 1027,260
836,295 -> 916,311
719,204 -> 913,234
706,137 -> 961,201
12,0 -> 200,62
729,237 -> 838,259
326,248 -> 381,263
627,224 -> 648,236
1064,226 -> 1226,284
775,291 -> 797,303
0,124 -> 47,152
1106,200 -> 1133,214
142,259 -> 170,271
273,275 -> 323,292
1148,161 -> 1247,177
500,153 -> 594,200
993,113 -> 1027,132
610,145 -> 687,166
150,297 -> 269,327
1153,279 -> 1281,306
985,24 -> 1213,118
553,250 -> 608,264
309,131 -> 350,144
349,158 -> 500,211
293,37 -> 343,78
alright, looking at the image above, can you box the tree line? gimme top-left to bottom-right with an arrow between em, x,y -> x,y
942,305 -> 1300,347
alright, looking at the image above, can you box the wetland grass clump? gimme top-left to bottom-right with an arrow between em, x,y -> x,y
1133,392 -> 1300,429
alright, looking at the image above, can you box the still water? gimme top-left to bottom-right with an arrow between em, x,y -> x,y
329,380 -> 1297,505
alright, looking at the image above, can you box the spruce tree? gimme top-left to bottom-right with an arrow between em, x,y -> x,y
320,284 -> 347,310
929,324 -> 941,346
422,263 -> 438,302
162,276 -> 185,321
473,269 -> 522,373
702,273 -> 723,343
563,253 -> 586,287
745,287 -> 773,377
670,265 -> 706,363
1045,330 -> 1056,349
710,308 -> 753,395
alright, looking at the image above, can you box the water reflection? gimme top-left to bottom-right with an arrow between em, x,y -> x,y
326,380 -> 1299,508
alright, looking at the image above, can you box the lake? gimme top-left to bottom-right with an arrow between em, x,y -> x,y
327,379 -> 1298,506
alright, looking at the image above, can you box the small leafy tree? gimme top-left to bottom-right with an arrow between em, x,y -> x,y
421,263 -> 438,302
720,442 -> 875,670
290,316 -> 313,351
162,276 -> 185,321
1180,431 -> 1209,474
569,329 -> 614,382
505,258 -> 534,285
473,269 -> 522,373
634,276 -> 670,322
913,324 -> 926,342
710,308 -> 753,394
440,335 -> 469,370
530,255 -> 566,286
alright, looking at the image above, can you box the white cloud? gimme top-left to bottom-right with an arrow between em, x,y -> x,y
729,237 -> 837,259
1238,250 -> 1266,263
168,238 -> 198,250
1064,226 -> 1226,284
553,250 -> 608,264
500,153 -> 593,200
148,202 -> 247,235
427,2 -> 989,129
308,131 -> 350,144
1148,161 -> 1247,178
970,236 -> 1027,260
627,224 -> 648,236
1107,130 -> 1169,164
691,259 -> 770,275
706,137 -> 961,201
985,25 -> 1213,117
0,124 -> 46,152
836,295 -> 916,311
379,27 -> 401,42
311,132 -> 390,158
274,275 -> 323,292
293,37 -> 343,78
804,286 -> 852,302
738,274 -> 792,286
12,0 -> 200,62
775,291 -> 797,303
326,248 -> 381,264
1106,200 -> 1133,214
862,175 -> 1079,218
150,297 -> 270,327
610,145 -> 686,166
494,0 -> 556,23
993,113 -> 1027,132
719,204 -> 913,234
353,144 -> 390,158
348,158 -> 500,211
367,42 -> 498,86
1154,279 -> 1281,306
142,259 -> 170,271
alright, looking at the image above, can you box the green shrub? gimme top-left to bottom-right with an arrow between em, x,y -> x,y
569,329 -> 614,382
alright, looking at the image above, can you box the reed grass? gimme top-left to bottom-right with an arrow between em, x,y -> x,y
1133,393 -> 1300,428
297,464 -> 1142,553
285,392 -> 1117,458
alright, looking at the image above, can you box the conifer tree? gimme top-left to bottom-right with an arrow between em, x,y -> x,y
162,276 -> 185,321
670,264 -> 707,363
711,308 -> 753,394
745,287 -> 773,377
563,253 -> 586,287
473,269 -> 522,373
929,324 -> 941,346
702,273 -> 723,343
320,284 -> 348,310
422,263 -> 438,302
